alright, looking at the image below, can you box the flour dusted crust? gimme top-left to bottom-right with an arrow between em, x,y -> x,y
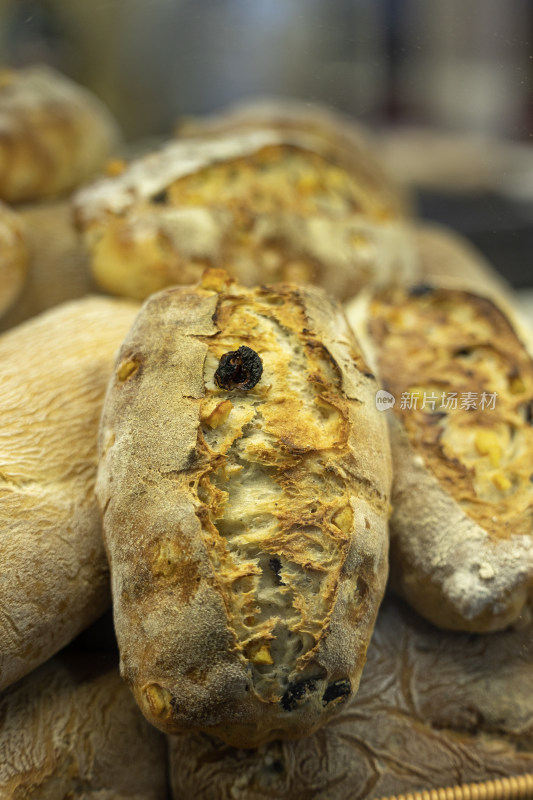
168,597 -> 533,799
176,97 -> 410,216
346,286 -> 533,632
0,296 -> 138,692
0,200 -> 28,319
97,270 -> 391,747
0,65 -> 120,203
73,126 -> 417,301
0,655 -> 167,799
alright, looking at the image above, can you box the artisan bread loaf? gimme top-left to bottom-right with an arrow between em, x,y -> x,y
0,65 -> 120,203
0,296 -> 138,692
96,270 -> 391,747
168,596 -> 533,800
346,285 -> 533,632
73,125 -> 417,301
0,654 -> 167,799
176,96 -> 411,214
0,200 -> 27,319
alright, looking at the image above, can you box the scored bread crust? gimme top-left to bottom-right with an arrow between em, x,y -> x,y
97,271 -> 391,747
73,127 -> 417,302
0,200 -> 28,319
0,65 -> 120,203
0,297 -> 138,692
346,285 -> 533,632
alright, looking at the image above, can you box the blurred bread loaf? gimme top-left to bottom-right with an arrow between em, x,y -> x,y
0,296 -> 138,692
0,654 -> 167,799
73,122 -> 417,301
168,597 -> 533,800
346,284 -> 533,632
96,270 -> 391,747
0,200 -> 28,319
0,64 -> 120,203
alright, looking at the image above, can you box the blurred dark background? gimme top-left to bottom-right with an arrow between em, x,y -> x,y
1,0 -> 532,287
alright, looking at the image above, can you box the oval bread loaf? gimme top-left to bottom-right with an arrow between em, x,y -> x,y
0,65 -> 120,203
0,296 -> 138,692
346,284 -> 533,632
97,270 -> 391,747
73,126 -> 417,302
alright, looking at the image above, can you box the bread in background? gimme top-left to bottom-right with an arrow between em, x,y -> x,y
0,200 -> 28,320
0,65 -> 120,204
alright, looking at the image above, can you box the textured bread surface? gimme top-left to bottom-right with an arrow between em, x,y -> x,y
97,271 -> 391,747
0,65 -> 120,203
168,596 -> 533,800
0,200 -> 27,319
0,199 -> 91,332
73,127 -> 417,301
176,97 -> 410,216
346,285 -> 533,632
0,654 -> 168,799
0,296 -> 138,692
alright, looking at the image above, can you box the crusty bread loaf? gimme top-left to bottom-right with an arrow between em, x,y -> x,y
96,270 -> 391,747
0,199 -> 92,332
176,96 -> 411,215
0,65 -> 120,203
0,296 -> 138,692
73,126 -> 417,301
168,596 -> 533,800
346,284 -> 533,632
0,200 -> 27,319
0,654 -> 167,799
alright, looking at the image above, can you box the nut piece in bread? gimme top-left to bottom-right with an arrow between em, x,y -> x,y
97,270 -> 391,747
168,597 -> 533,800
346,285 -> 533,632
0,200 -> 28,319
0,65 -> 120,203
0,654 -> 167,799
0,296 -> 138,692
73,125 -> 417,302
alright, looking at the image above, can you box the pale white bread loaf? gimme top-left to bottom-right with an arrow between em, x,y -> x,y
346,284 -> 533,632
0,200 -> 27,319
168,596 -> 533,800
0,654 -> 167,799
96,270 -> 391,748
0,296 -> 138,692
73,126 -> 417,301
0,65 -> 120,203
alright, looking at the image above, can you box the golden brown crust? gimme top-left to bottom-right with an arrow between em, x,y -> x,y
0,65 -> 120,203
73,128 -> 417,302
346,286 -> 533,632
0,297 -> 138,692
168,597 -> 533,800
0,655 -> 167,799
0,200 -> 28,319
97,271 -> 391,747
